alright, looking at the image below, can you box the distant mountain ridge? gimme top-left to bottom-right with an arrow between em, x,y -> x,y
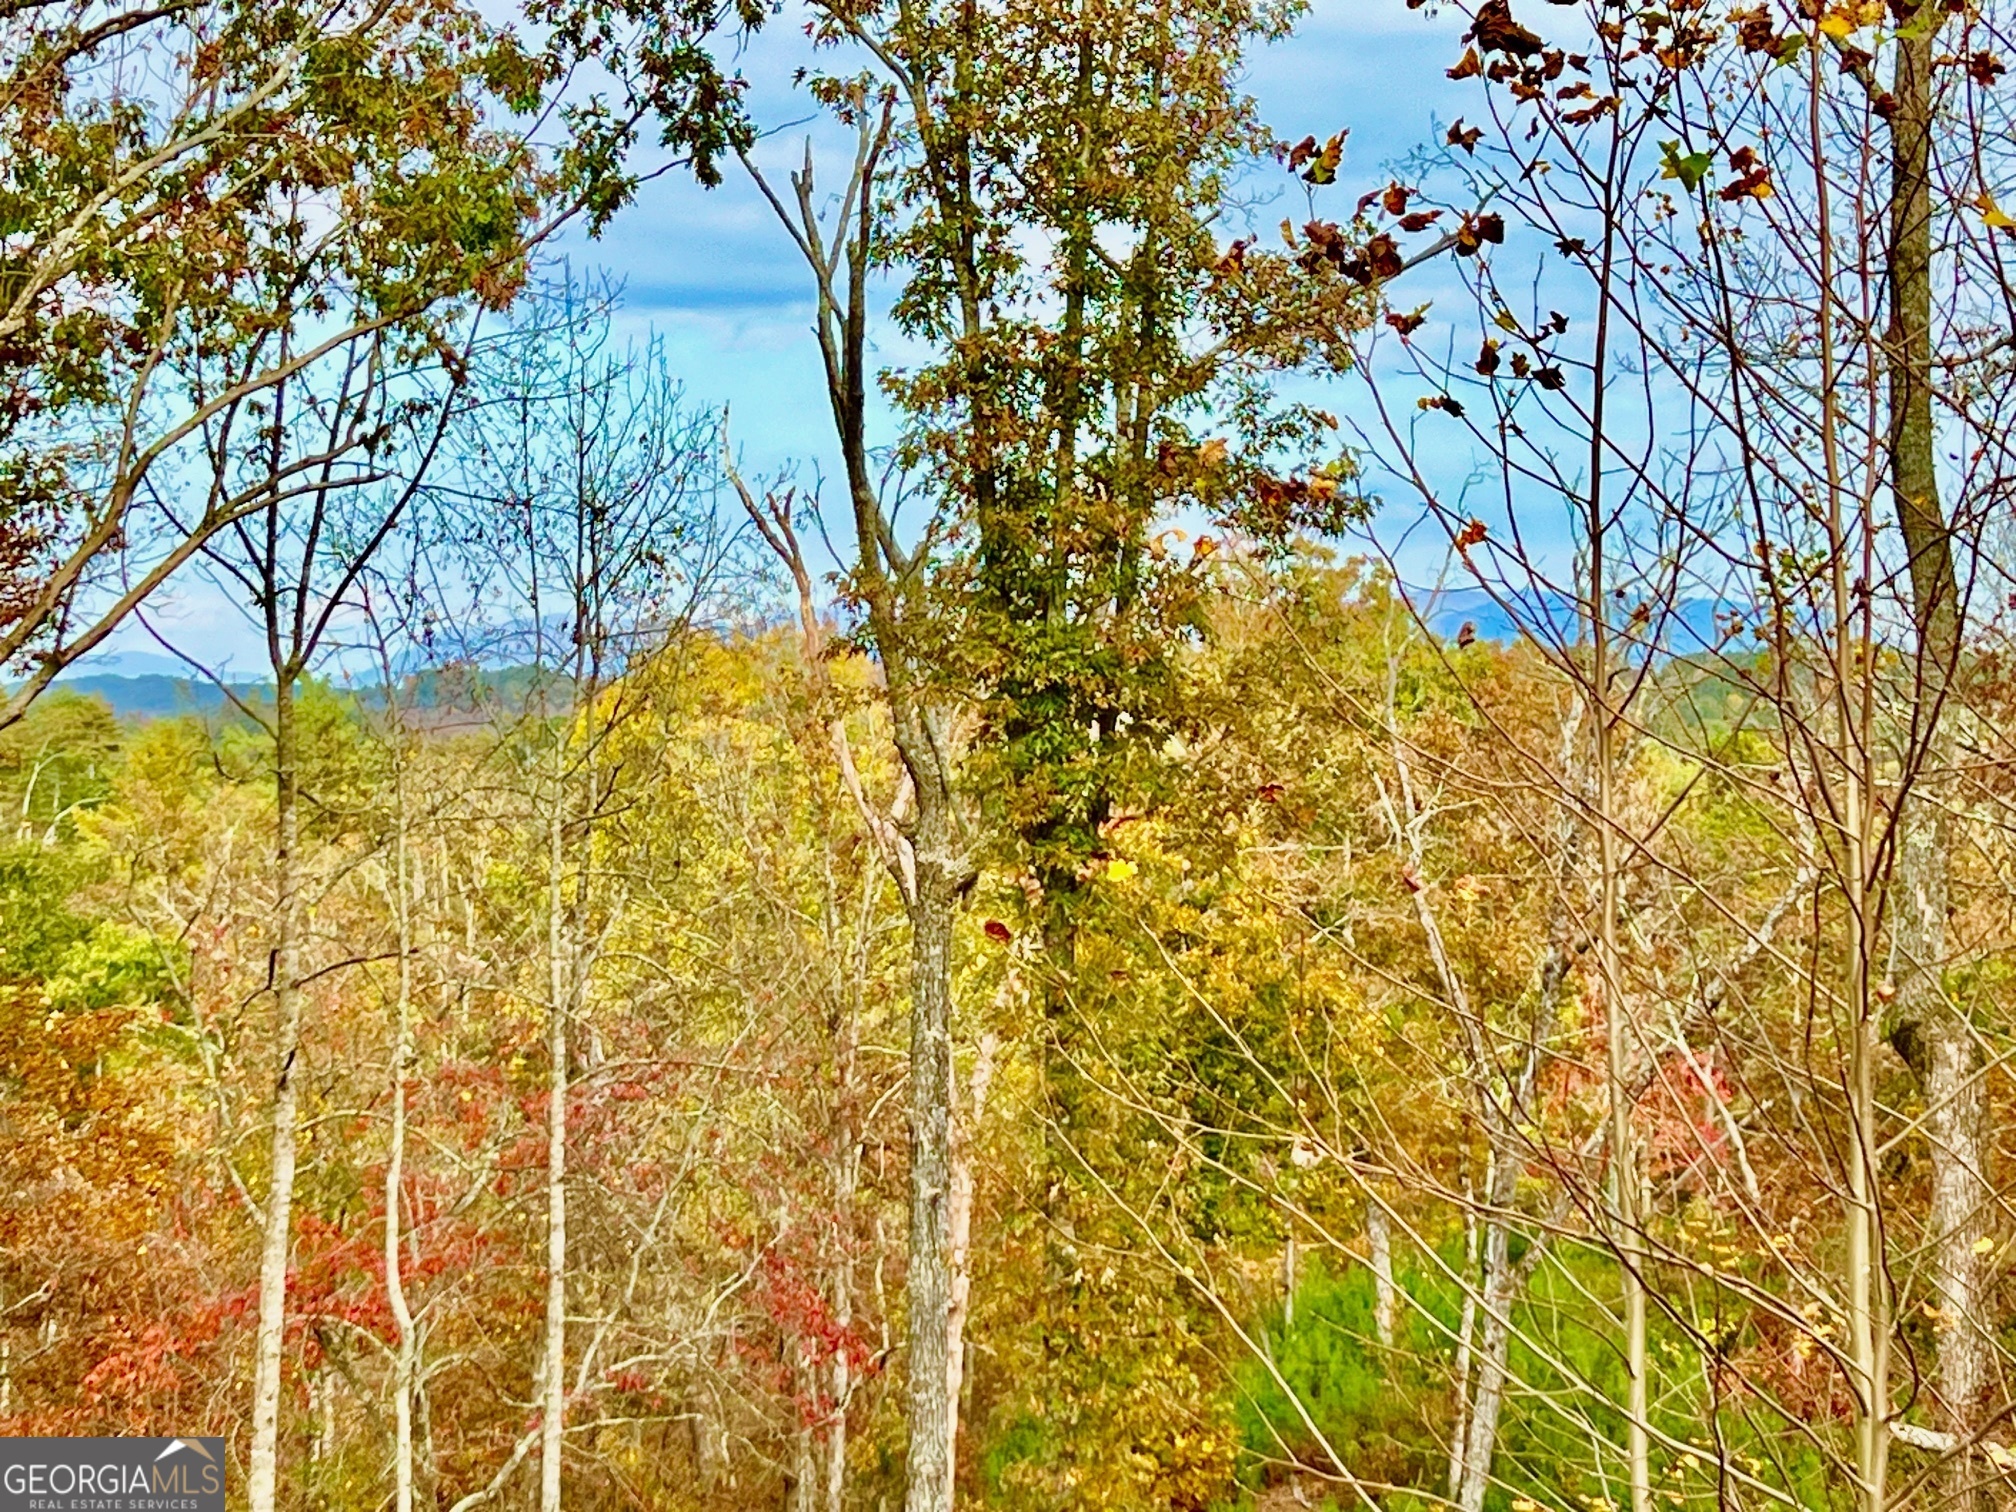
54,673 -> 248,719
34,653 -> 564,723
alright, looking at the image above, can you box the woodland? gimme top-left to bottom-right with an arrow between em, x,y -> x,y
6,0 -> 2016,1508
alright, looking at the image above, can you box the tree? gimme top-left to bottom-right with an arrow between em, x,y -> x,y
0,0 -> 558,713
700,1 -> 1364,1500
433,278 -> 731,1510
1261,0 -> 2016,1504
173,324 -> 466,1512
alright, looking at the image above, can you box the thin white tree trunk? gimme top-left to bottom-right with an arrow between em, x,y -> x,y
1456,1188 -> 1517,1512
1445,1204 -> 1477,1502
539,776 -> 569,1512
1593,642 -> 1649,1512
248,677 -> 302,1512
385,765 -> 418,1512
903,838 -> 959,1512
942,1031 -> 996,1506
1367,1202 -> 1394,1349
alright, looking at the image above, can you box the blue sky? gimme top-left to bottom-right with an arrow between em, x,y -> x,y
107,0 -> 1484,675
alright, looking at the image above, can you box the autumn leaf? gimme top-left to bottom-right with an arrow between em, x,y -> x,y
1453,212 -> 1506,256
1476,338 -> 1502,375
1660,140 -> 1715,191
1371,234 -> 1407,280
1730,6 -> 1778,53
1470,0 -> 1542,58
1386,307 -> 1429,337
1382,183 -> 1413,216
1717,145 -> 1773,202
1448,47 -> 1483,80
1302,131 -> 1346,185
1399,209 -> 1443,232
1455,518 -> 1489,550
983,919 -> 1012,943
1447,118 -> 1484,153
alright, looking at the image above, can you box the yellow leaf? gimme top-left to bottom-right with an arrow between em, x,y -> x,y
1105,858 -> 1138,882
1978,193 -> 2016,229
1817,12 -> 1854,38
1973,1234 -> 1996,1254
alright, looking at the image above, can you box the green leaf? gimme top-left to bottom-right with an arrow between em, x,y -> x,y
1659,139 -> 1714,191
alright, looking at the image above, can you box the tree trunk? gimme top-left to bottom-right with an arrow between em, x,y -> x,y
1445,1205 -> 1477,1502
247,674 -> 302,1512
902,842 -> 959,1512
540,784 -> 569,1512
386,762 -> 418,1512
1886,23 -> 1987,1504
825,1066 -> 857,1512
1455,1150 -> 1518,1512
1367,1202 -> 1395,1350
944,1030 -> 996,1468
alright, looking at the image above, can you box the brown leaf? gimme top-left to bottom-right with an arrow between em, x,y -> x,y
1447,118 -> 1484,153
1455,518 -> 1489,549
1365,233 -> 1405,280
1400,209 -> 1443,232
1731,6 -> 1778,54
1476,338 -> 1502,375
1386,307 -> 1428,336
1448,46 -> 1483,80
1471,0 -> 1543,58
1453,211 -> 1506,256
1382,182 -> 1413,216
1302,130 -> 1346,185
